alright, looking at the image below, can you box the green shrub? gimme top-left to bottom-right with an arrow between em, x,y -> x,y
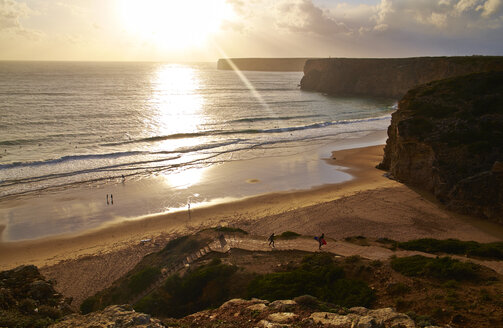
213,227 -> 248,234
391,256 -> 480,280
386,283 -> 411,296
18,298 -> 37,314
37,305 -> 62,320
248,253 -> 374,308
279,231 -> 301,239
80,295 -> 99,314
398,239 -> 503,260
128,267 -> 161,294
134,260 -> 238,318
344,255 -> 362,264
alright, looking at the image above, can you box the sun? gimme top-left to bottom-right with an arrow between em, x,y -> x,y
117,0 -> 233,50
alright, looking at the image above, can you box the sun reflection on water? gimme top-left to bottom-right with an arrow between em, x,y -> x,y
162,166 -> 208,189
147,64 -> 210,189
148,64 -> 206,150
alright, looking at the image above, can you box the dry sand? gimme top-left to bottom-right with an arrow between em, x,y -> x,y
1,145 -> 502,307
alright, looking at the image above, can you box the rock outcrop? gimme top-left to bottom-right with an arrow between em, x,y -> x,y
160,298 -> 446,328
301,56 -> 503,98
0,265 -> 73,327
217,58 -> 311,71
50,305 -> 164,328
378,71 -> 503,222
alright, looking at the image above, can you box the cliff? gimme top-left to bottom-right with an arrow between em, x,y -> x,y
378,71 -> 503,222
217,58 -> 311,72
301,56 -> 503,98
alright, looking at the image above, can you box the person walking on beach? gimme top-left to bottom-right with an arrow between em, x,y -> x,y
106,194 -> 109,205
110,194 -> 113,205
268,233 -> 275,248
318,233 -> 326,250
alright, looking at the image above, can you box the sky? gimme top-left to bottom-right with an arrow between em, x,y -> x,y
0,0 -> 502,61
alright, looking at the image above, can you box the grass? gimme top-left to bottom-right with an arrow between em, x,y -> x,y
247,253 -> 375,308
279,231 -> 301,239
390,255 -> 481,281
398,239 -> 503,260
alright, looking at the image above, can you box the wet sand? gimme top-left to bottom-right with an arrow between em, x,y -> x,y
1,144 -> 503,307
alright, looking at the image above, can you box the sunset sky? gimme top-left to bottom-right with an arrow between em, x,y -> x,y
1,0 -> 502,61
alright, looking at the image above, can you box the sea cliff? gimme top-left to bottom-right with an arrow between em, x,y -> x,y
378,71 -> 503,222
217,58 -> 310,72
301,56 -> 503,98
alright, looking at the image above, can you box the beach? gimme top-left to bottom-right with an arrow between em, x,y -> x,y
2,143 -> 502,307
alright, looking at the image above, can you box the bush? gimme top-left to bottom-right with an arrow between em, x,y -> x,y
134,260 -> 238,318
391,256 -> 480,280
37,305 -> 62,320
386,283 -> 411,296
248,253 -> 374,308
80,295 -> 99,314
398,239 -> 503,260
213,227 -> 248,234
18,298 -> 37,314
128,267 -> 161,294
279,231 -> 301,239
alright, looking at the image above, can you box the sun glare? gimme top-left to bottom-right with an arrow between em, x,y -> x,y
118,0 -> 232,49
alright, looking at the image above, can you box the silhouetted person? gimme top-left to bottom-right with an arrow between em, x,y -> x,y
268,233 -> 275,248
106,194 -> 109,205
111,194 -> 113,205
318,233 -> 325,250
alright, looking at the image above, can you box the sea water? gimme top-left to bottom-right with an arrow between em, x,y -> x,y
0,62 -> 395,240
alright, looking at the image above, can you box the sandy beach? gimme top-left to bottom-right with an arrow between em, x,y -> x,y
1,144 -> 502,307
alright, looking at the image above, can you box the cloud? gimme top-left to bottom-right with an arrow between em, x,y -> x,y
369,0 -> 503,32
275,0 -> 351,35
55,2 -> 88,17
0,0 -> 42,39
478,0 -> 502,16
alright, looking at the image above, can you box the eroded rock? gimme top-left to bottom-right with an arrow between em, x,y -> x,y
50,305 -> 164,328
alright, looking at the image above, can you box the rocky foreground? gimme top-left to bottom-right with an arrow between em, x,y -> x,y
51,298 -> 448,328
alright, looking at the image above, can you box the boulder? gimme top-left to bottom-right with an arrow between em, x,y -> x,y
269,299 -> 297,312
310,312 -> 355,327
267,312 -> 298,323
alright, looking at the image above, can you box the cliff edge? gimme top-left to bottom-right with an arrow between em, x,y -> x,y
301,56 -> 503,98
378,71 -> 503,222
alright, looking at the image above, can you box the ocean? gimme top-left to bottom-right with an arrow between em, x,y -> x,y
0,61 -> 395,241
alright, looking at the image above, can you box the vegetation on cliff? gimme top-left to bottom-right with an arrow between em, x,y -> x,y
0,265 -> 72,328
248,253 -> 375,308
379,71 -> 503,221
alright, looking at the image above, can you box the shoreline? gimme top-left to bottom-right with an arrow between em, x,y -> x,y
0,130 -> 388,242
1,144 -> 502,271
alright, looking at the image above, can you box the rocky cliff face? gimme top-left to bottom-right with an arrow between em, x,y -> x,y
378,71 -> 503,222
301,56 -> 503,98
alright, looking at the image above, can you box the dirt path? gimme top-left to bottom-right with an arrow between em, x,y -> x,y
219,234 -> 503,275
